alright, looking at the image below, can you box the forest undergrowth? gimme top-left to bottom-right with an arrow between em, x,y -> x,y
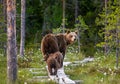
0,47 -> 120,84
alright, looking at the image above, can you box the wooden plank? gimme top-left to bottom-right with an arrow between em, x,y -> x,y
32,76 -> 48,79
46,66 -> 76,84
28,62 -> 83,84
74,57 -> 94,64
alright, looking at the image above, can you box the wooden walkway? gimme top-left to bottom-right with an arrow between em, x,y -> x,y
28,57 -> 94,84
47,66 -> 76,84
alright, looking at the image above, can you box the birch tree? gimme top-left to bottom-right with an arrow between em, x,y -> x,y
7,0 -> 17,83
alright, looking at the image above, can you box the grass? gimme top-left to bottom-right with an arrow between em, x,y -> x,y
65,51 -> 120,84
0,48 -> 120,84
0,56 -> 7,84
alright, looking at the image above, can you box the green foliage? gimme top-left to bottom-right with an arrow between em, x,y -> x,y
0,32 -> 6,39
18,56 -> 32,68
96,42 -> 105,47
0,3 -> 6,42
75,15 -> 96,56
96,0 -> 120,48
75,15 -> 89,30
49,2 -> 62,28
14,0 -> 105,47
0,4 -> 6,56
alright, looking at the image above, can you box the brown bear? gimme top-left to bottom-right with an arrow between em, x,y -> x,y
46,51 -> 63,75
41,30 -> 77,62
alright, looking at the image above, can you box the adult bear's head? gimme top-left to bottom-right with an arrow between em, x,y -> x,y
65,30 -> 78,44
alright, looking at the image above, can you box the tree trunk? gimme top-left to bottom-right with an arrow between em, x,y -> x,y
14,0 -> 16,45
116,29 -> 119,68
104,0 -> 109,55
7,0 -> 17,83
20,0 -> 26,56
116,15 -> 119,68
62,0 -> 65,33
75,0 -> 78,24
75,0 -> 80,53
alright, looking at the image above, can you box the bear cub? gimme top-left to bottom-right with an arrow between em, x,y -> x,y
46,51 -> 63,75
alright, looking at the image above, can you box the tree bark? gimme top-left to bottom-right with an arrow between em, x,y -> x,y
116,28 -> 119,68
20,0 -> 26,56
116,15 -> 119,68
7,0 -> 17,83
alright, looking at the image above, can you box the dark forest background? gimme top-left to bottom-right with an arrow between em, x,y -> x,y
0,0 -> 120,56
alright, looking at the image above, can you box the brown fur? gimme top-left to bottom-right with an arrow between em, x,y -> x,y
41,31 -> 77,61
46,51 -> 63,75
41,34 -> 59,61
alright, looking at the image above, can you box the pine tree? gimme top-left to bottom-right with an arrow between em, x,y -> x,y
96,0 -> 120,67
20,0 -> 26,56
7,0 -> 17,83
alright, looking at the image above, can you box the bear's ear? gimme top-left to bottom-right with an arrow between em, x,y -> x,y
65,30 -> 70,34
75,30 -> 78,34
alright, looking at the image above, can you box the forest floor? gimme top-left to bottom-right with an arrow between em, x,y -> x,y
0,48 -> 120,84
